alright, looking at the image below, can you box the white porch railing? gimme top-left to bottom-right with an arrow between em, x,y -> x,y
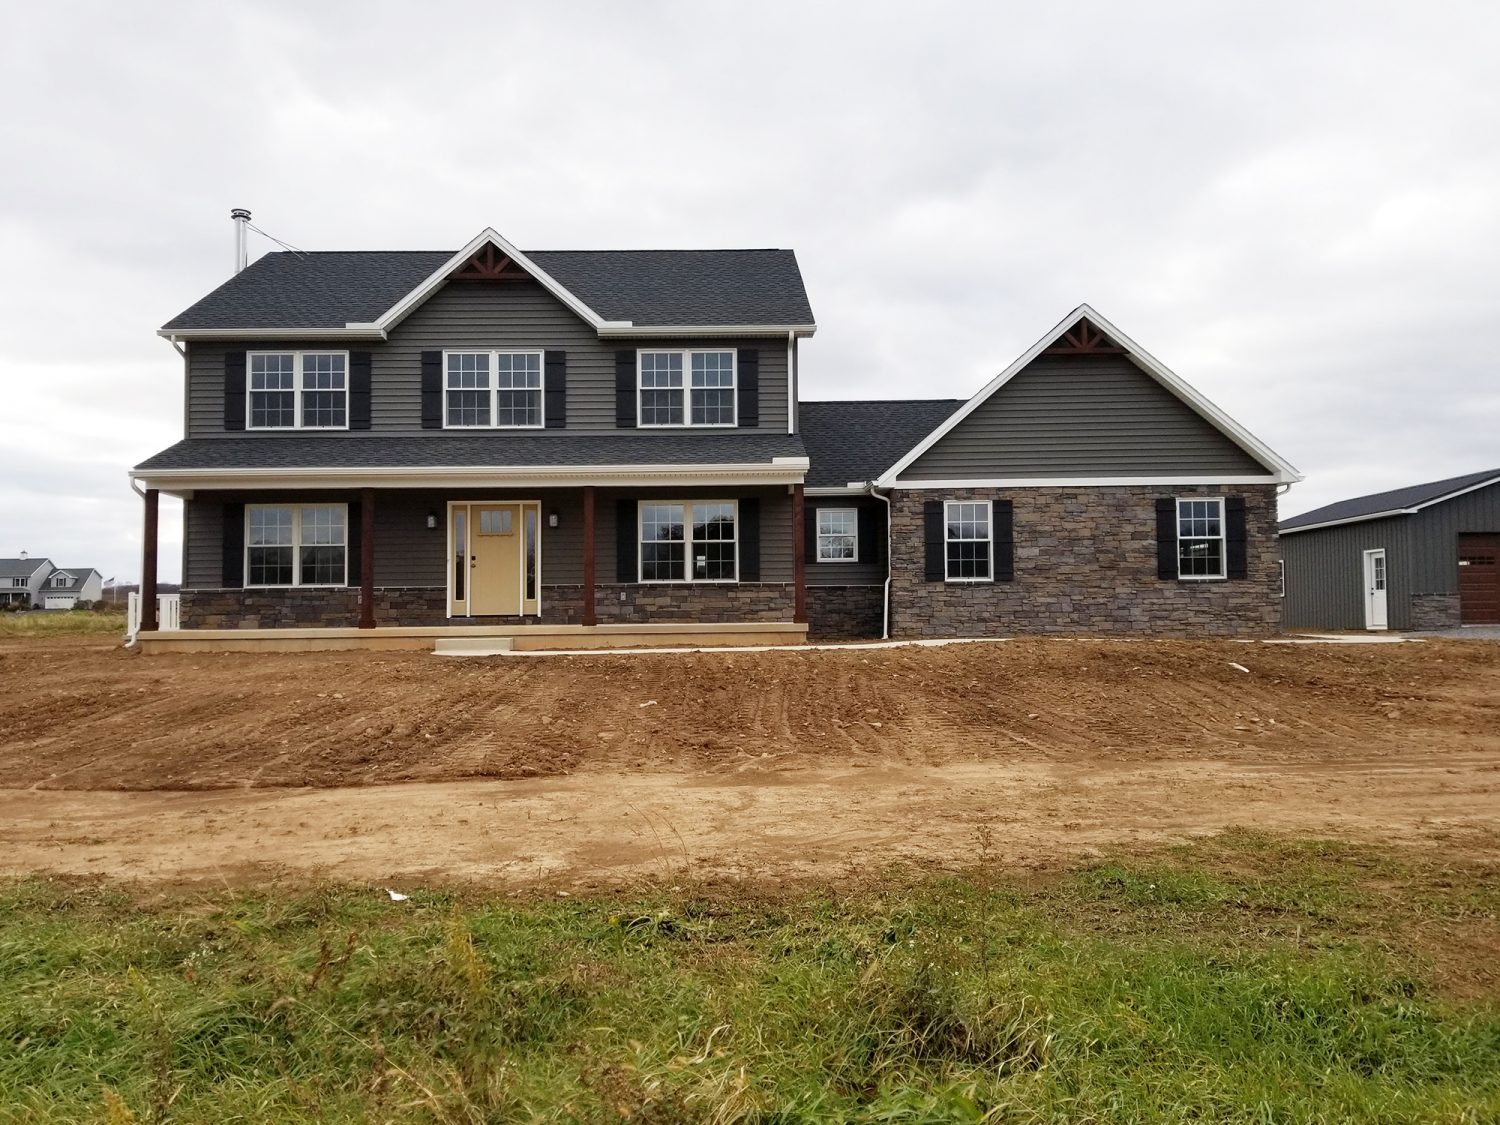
125,592 -> 181,642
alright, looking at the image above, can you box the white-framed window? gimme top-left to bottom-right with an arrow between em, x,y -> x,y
248,351 -> 348,430
945,500 -> 992,582
639,500 -> 738,582
444,350 -> 543,428
1177,497 -> 1226,579
816,508 -> 858,562
8,577 -> 25,588
246,504 -> 348,588
638,350 -> 736,427
51,574 -> 69,587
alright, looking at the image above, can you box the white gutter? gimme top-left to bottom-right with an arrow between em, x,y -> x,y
868,481 -> 893,640
787,330 -> 795,435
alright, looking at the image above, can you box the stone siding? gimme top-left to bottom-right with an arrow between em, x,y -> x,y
889,485 -> 1282,637
806,584 -> 884,639
593,582 -> 795,624
1410,593 -> 1461,630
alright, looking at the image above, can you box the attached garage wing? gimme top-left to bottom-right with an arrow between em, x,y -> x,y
43,595 -> 77,610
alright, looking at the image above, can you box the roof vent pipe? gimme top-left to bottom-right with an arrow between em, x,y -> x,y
18,550 -> 27,561
231,208 -> 252,275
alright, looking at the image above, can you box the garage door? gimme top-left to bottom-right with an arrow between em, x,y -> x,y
43,595 -> 77,610
1459,534 -> 1500,624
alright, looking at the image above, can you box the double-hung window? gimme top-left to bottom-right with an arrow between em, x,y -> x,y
816,508 -> 858,562
640,501 -> 738,582
248,352 -> 348,429
945,500 -> 992,581
1176,497 -> 1226,579
445,351 -> 543,428
246,504 -> 347,587
638,350 -> 736,426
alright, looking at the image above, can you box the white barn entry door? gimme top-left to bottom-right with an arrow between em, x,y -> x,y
1362,548 -> 1388,630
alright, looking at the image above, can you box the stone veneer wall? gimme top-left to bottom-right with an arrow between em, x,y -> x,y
178,583 -> 794,629
806,585 -> 884,639
1409,593 -> 1461,630
889,485 -> 1282,638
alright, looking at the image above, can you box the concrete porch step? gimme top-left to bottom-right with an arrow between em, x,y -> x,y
432,636 -> 517,656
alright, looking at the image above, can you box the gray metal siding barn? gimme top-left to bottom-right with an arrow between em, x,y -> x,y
1280,470 -> 1500,630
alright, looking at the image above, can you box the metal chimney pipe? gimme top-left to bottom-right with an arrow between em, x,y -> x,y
231,208 -> 252,274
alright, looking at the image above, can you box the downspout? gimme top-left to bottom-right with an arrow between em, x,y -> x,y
867,481 -> 893,639
786,330 -> 796,435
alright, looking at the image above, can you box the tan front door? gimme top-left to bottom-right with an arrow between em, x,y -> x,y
470,504 -> 523,616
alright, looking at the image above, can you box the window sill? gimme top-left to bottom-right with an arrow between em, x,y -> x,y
816,558 -> 860,565
636,423 -> 740,430
246,426 -> 350,432
944,577 -> 995,584
1176,575 -> 1229,582
636,579 -> 740,586
442,424 -> 546,431
243,584 -> 352,590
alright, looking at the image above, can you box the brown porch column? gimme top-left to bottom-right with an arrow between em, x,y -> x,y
140,488 -> 159,632
792,483 -> 807,624
359,488 -> 375,629
581,485 -> 597,626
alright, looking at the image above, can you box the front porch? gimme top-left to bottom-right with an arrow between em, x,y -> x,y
133,479 -> 811,652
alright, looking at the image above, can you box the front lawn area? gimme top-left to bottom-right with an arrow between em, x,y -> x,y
0,609 -> 126,637
1,834 -> 1496,1122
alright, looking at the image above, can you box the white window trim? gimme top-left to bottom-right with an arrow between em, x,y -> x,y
441,349 -> 546,430
638,499 -> 739,584
244,503 -> 350,589
1278,559 -> 1285,598
1176,495 -> 1227,581
636,349 -> 738,429
944,499 -> 994,583
246,350 -> 351,431
816,507 -> 859,564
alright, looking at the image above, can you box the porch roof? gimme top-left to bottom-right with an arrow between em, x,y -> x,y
130,433 -> 810,491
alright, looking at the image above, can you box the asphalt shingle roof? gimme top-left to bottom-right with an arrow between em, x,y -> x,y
46,569 -> 99,592
798,399 -> 963,488
133,433 -> 808,472
0,558 -> 49,578
1280,467 -> 1500,531
161,249 -> 814,331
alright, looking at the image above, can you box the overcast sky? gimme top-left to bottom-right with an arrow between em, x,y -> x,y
3,2 -> 1496,583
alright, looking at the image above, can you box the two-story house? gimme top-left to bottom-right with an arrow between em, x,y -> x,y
130,224 -> 1300,652
1,557 -> 104,609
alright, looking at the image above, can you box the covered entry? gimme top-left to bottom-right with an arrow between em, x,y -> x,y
1459,534 -> 1500,624
449,501 -> 540,617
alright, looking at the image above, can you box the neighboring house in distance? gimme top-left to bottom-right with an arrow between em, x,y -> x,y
129,219 -> 1301,651
1,556 -> 53,608
0,557 -> 102,608
38,567 -> 104,610
1280,469 -> 1500,630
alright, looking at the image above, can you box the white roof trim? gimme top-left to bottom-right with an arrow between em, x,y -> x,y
130,459 -> 811,494
369,228 -> 630,334
893,475 -> 1284,490
1279,473 -> 1500,535
874,304 -> 1304,487
599,324 -> 818,338
157,327 -> 388,341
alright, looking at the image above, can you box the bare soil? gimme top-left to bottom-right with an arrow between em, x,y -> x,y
1,635 -> 1497,885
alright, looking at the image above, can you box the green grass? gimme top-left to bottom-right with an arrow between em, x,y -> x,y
0,609 -> 127,637
1,834 -> 1496,1123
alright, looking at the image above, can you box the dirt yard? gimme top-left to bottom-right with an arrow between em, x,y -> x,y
1,634 -> 1497,885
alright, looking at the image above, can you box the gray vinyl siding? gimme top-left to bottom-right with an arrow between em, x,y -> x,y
1280,516 -> 1412,630
806,497 -> 887,586
1280,481 -> 1500,630
181,486 -> 795,594
185,280 -> 789,437
902,355 -> 1268,480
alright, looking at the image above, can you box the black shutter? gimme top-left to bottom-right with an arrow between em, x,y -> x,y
737,348 -> 760,428
346,502 -> 362,586
420,351 -> 442,429
224,351 -> 246,431
221,502 -> 245,588
993,499 -> 1014,581
349,351 -> 372,430
857,503 -> 882,564
544,350 -> 566,428
615,350 -> 636,428
616,499 -> 638,582
1225,496 -> 1248,579
924,500 -> 945,581
739,497 -> 760,581
1155,498 -> 1178,580
804,504 -> 818,563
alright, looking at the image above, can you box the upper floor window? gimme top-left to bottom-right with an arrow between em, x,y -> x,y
945,500 -> 992,582
51,574 -> 69,587
638,350 -> 736,427
248,352 -> 348,430
8,577 -> 25,588
1177,497 -> 1226,579
445,351 -> 543,428
816,508 -> 858,562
